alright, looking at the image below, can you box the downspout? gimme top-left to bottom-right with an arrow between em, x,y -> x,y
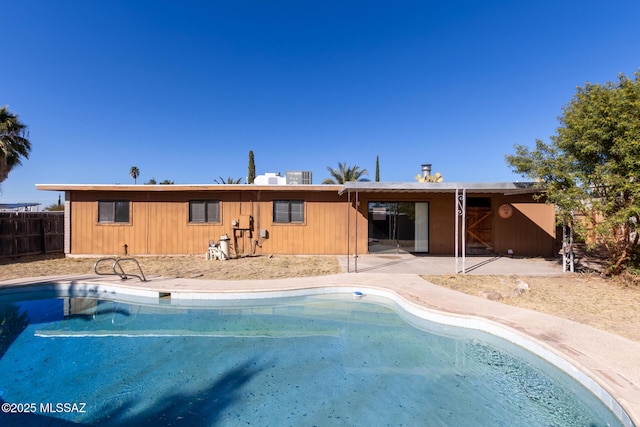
253,191 -> 261,255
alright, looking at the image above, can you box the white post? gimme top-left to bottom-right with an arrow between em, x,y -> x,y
562,223 -> 567,273
355,190 -> 359,273
462,188 -> 466,274
455,188 -> 467,273
347,190 -> 351,273
569,218 -> 575,272
455,189 -> 459,274
64,191 -> 71,255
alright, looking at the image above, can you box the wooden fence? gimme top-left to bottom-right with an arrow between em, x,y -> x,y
0,212 -> 65,258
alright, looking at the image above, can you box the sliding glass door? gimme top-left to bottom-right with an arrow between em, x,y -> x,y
367,202 -> 429,253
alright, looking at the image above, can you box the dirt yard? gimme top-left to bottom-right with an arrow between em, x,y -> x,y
1,255 -> 639,343
0,254 -> 344,281
423,273 -> 640,343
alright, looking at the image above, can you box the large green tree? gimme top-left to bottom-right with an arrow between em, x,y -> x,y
506,71 -> 640,274
322,162 -> 369,184
0,106 -> 31,183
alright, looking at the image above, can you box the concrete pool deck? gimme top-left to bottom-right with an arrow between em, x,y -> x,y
0,256 -> 638,425
338,253 -> 566,275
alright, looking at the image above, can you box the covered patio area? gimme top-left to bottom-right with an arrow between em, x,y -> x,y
339,181 -> 558,273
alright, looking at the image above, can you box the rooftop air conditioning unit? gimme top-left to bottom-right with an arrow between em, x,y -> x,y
286,171 -> 312,185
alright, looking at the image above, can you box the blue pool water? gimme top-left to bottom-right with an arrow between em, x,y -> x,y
0,288 -> 625,426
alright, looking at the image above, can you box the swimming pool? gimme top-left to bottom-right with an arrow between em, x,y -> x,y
0,283 -> 629,426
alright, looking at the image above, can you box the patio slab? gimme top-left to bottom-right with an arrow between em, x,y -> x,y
339,254 -> 565,275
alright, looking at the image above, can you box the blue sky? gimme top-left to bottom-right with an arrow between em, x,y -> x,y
2,1 -> 640,207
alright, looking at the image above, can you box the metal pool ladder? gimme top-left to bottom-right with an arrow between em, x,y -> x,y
94,257 -> 147,282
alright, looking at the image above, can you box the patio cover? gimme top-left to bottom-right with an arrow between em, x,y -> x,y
338,181 -> 543,195
338,181 -> 546,273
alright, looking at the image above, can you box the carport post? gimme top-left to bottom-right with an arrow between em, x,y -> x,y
345,189 -> 359,273
347,189 -> 351,273
355,190 -> 359,273
455,188 -> 466,274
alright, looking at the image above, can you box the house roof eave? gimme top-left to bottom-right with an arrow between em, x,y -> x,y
337,181 -> 546,196
36,184 -> 342,192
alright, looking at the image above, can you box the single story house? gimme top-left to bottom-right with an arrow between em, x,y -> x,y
36,181 -> 557,260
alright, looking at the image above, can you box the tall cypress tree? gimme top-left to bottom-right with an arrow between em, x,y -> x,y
248,150 -> 256,184
375,155 -> 380,182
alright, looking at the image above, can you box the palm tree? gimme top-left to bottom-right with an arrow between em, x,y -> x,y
0,106 -> 31,183
129,166 -> 140,184
215,176 -> 242,184
322,162 -> 369,184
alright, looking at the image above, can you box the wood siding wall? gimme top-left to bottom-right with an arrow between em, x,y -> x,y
493,197 -> 557,257
69,190 -> 362,256
68,190 -> 555,257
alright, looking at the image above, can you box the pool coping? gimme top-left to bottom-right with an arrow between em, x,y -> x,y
1,272 -> 638,426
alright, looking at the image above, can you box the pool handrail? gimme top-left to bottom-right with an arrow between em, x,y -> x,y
94,257 -> 147,282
